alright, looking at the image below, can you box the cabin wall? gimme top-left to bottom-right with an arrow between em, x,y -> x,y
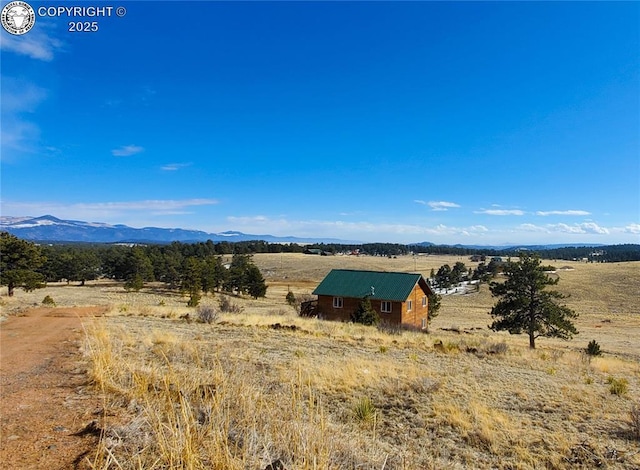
399,284 -> 429,329
316,295 -> 404,325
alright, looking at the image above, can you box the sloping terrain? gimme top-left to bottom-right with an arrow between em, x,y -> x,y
1,255 -> 638,469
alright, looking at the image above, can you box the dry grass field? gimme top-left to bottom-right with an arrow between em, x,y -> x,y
2,254 -> 639,469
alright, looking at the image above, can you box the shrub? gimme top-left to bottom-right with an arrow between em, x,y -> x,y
445,341 -> 460,353
377,322 -> 404,336
607,377 -> 629,396
485,341 -> 508,355
586,340 -> 602,356
197,305 -> 218,324
287,292 -> 315,314
353,397 -> 377,424
218,295 -> 243,313
42,295 -> 56,306
187,289 -> 201,307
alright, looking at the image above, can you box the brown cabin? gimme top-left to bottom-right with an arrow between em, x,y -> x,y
309,269 -> 434,329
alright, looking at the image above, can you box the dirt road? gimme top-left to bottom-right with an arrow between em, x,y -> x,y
0,307 -> 106,470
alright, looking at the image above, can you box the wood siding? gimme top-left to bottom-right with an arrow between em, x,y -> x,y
316,283 -> 429,329
399,283 -> 429,329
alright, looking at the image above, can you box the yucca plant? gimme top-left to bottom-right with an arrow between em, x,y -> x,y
586,339 -> 602,357
353,396 -> 377,424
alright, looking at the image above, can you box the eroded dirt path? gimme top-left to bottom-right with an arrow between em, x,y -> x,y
0,307 -> 106,470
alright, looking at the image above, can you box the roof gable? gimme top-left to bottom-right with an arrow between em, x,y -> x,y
312,269 -> 433,302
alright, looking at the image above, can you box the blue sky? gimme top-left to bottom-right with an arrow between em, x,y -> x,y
1,1 -> 639,244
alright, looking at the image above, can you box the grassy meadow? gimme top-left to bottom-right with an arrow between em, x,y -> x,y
2,254 -> 639,469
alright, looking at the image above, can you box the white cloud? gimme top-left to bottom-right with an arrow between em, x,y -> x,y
224,215 -> 492,243
549,222 -> 609,235
414,200 -> 460,211
2,79 -> 47,113
579,223 -> 610,235
112,145 -> 144,157
475,209 -> 525,216
0,28 -> 64,61
536,210 -> 591,216
161,163 -> 192,171
0,119 -> 41,158
0,24 -> 63,161
624,223 -> 640,234
78,199 -> 217,211
1,77 -> 48,160
1,199 -> 218,222
517,223 -> 549,233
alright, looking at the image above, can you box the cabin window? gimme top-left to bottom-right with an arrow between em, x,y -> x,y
333,297 -> 343,308
381,301 -> 392,313
421,318 -> 427,329
407,300 -> 413,311
422,296 -> 427,307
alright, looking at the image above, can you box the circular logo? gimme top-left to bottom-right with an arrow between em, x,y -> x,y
1,1 -> 35,35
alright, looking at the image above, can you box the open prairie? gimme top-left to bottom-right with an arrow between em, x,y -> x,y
1,254 -> 639,469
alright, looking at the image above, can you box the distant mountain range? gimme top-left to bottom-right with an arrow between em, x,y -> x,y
0,215 -> 610,250
0,215 -> 355,244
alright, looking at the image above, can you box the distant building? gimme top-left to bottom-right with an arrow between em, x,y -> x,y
304,248 -> 333,256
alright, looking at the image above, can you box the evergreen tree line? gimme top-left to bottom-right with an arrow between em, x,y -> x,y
411,243 -> 640,262
19,239 -> 640,290
3,232 -> 639,299
304,243 -> 411,256
431,258 -> 558,289
34,242 -> 267,300
306,242 -> 640,261
538,244 -> 640,263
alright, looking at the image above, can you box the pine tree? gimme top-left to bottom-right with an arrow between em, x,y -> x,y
435,264 -> 453,289
0,232 -> 46,296
489,253 -> 578,349
427,292 -> 441,326
187,287 -> 201,307
181,257 -> 203,304
124,273 -> 144,292
246,264 -> 267,299
224,254 -> 251,294
351,297 -> 380,326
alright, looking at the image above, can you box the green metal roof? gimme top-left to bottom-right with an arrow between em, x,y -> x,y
312,269 -> 432,301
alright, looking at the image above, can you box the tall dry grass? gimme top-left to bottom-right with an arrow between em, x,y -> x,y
82,309 -> 640,469
84,321 -> 391,470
